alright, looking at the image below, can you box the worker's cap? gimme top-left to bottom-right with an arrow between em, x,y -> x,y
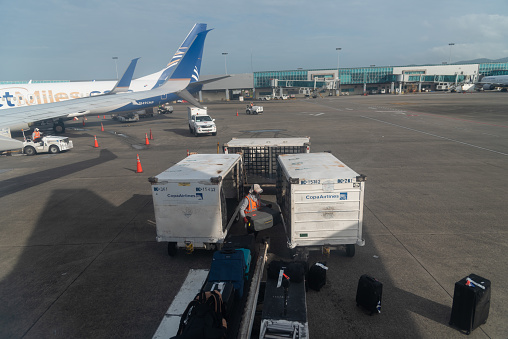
35,128 -> 39,131
252,184 -> 263,194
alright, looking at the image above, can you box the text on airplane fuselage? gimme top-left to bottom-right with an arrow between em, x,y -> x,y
0,89 -> 110,108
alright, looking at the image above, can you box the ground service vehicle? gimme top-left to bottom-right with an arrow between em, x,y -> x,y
246,104 -> 263,114
116,113 -> 140,122
23,135 -> 73,156
149,154 -> 244,256
158,104 -> 173,114
187,107 -> 216,136
223,138 -> 310,184
276,152 -> 366,257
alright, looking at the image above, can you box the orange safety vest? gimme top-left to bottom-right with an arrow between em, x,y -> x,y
244,195 -> 258,214
32,131 -> 41,139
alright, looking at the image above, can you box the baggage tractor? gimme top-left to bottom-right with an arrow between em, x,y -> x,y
449,273 -> 491,334
249,206 -> 281,231
204,281 -> 235,321
208,248 -> 247,298
356,274 -> 382,315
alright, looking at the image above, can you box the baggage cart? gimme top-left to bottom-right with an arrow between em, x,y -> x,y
276,152 -> 366,257
223,138 -> 310,184
259,274 -> 309,339
149,154 -> 244,256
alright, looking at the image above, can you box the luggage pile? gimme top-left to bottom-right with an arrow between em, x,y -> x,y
171,245 -> 251,339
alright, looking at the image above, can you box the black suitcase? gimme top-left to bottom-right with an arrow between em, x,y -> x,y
203,281 -> 236,320
449,273 -> 491,334
307,262 -> 327,291
356,274 -> 382,315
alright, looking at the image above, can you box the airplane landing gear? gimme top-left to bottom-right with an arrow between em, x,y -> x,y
53,119 -> 66,134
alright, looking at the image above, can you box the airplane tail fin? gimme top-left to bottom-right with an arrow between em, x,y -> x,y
149,23 -> 208,89
168,29 -> 210,82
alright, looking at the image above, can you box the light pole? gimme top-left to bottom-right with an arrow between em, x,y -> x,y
336,47 -> 341,96
222,53 -> 229,100
448,43 -> 455,64
112,57 -> 119,79
222,52 -> 228,75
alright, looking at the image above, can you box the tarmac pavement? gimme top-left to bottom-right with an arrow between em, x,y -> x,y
0,92 -> 507,338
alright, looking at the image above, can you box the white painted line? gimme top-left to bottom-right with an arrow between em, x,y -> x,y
152,269 -> 209,339
362,116 -> 508,157
313,113 -> 325,116
345,108 -> 353,110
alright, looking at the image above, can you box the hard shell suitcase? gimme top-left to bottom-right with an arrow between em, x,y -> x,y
208,249 -> 246,298
449,273 -> 491,334
307,262 -> 327,291
235,248 -> 251,277
204,281 -> 235,321
249,206 -> 281,231
356,274 -> 382,315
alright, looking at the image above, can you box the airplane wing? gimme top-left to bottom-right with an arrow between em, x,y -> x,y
0,28 -> 210,152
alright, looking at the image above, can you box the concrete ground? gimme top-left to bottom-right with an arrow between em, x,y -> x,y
0,92 -> 506,338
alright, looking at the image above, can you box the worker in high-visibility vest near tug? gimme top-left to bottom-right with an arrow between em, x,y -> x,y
239,184 -> 272,235
32,128 -> 43,144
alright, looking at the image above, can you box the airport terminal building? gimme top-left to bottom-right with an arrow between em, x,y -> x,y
200,61 -> 508,101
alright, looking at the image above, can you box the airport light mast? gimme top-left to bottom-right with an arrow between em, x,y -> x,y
336,47 -> 341,96
222,52 -> 229,101
448,43 -> 455,64
112,56 -> 119,80
222,52 -> 228,75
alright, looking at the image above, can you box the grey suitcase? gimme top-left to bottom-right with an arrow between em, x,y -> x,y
249,206 -> 281,231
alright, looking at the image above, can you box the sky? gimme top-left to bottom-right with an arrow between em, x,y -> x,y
2,0 -> 508,81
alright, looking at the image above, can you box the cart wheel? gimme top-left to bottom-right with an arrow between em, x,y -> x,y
168,242 -> 178,256
346,244 -> 355,257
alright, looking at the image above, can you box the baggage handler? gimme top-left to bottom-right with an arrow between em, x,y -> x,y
239,184 -> 271,233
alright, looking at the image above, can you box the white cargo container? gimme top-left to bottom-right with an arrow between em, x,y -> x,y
223,138 -> 310,184
149,154 -> 243,256
276,153 -> 366,257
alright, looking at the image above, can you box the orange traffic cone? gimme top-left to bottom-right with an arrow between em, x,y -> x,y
103,115 -> 106,119
236,110 -> 238,116
136,154 -> 143,173
145,133 -> 150,145
149,129 -> 153,140
82,118 -> 85,126
101,123 -> 104,132
93,135 -> 99,148
98,115 -> 100,119
187,149 -> 189,156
